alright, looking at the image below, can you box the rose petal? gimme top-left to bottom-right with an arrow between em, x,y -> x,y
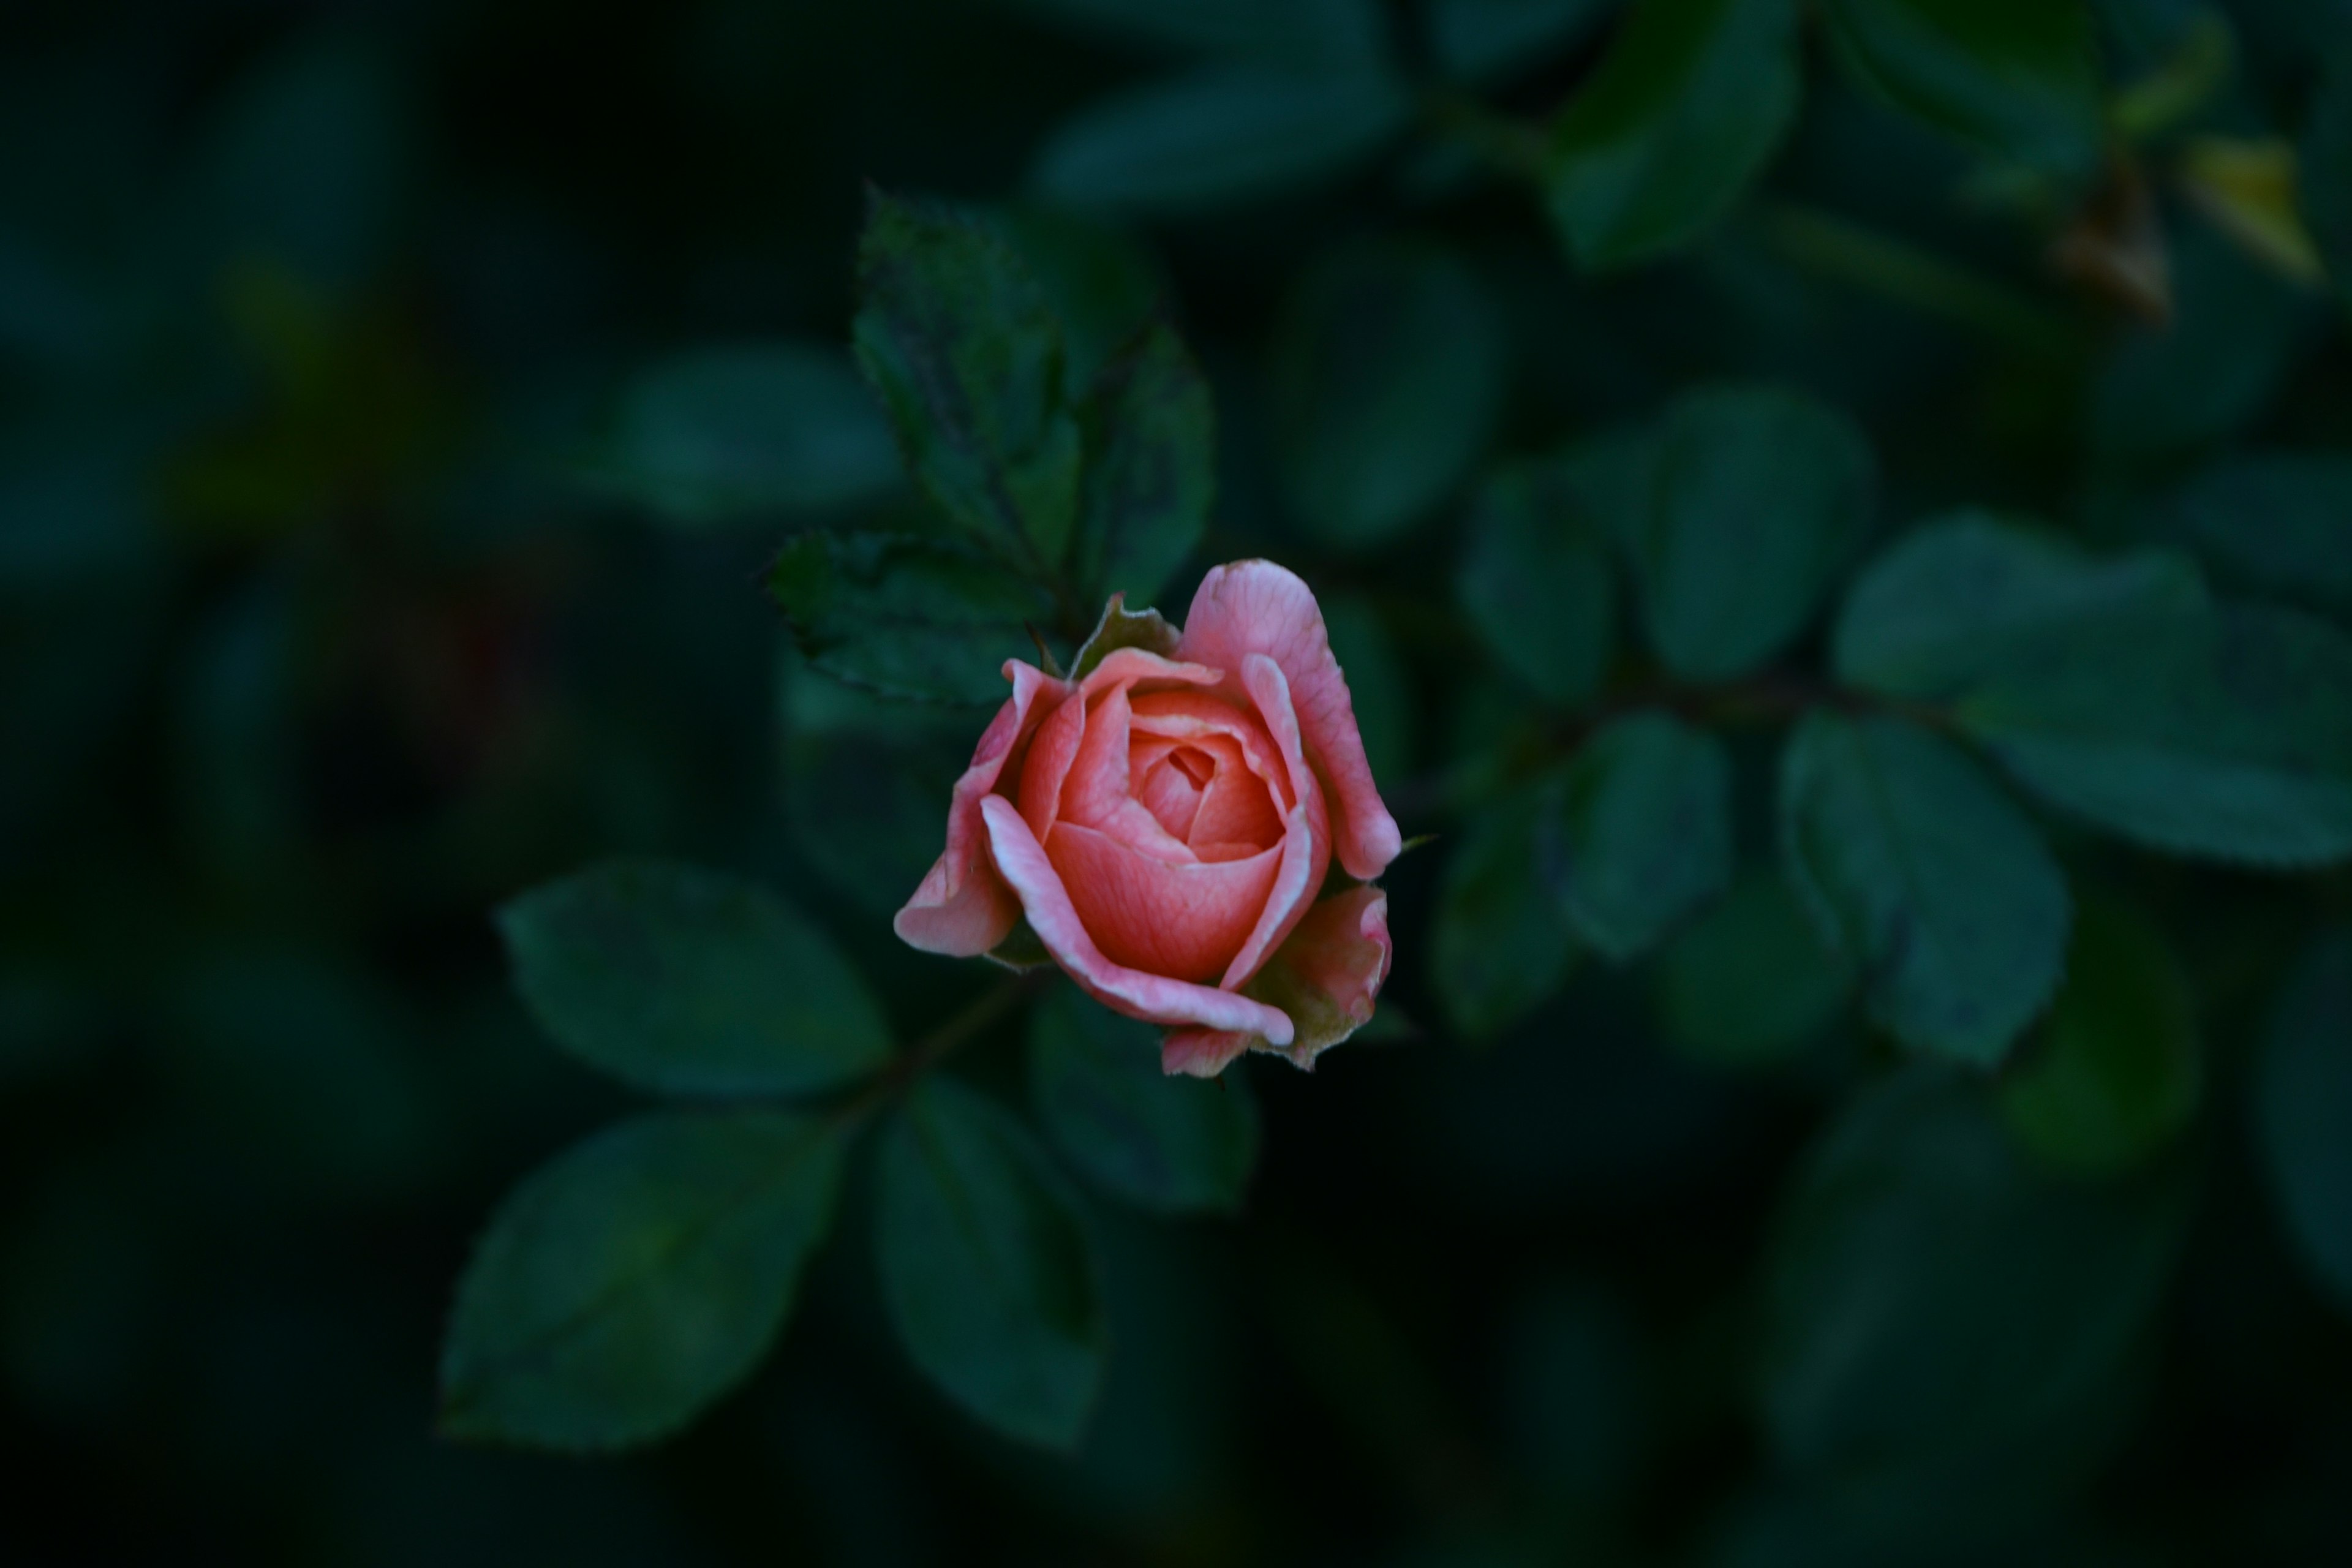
1046,821 -> 1281,982
1185,736 -> 1284,851
1016,688 -> 1087,842
1161,1027 -> 1254,1079
1134,755 -> 1206,840
893,660 -> 1063,957
1065,684 -> 1196,862
980,796 -> 1295,1043
1219,655 -> 1330,990
1128,691 -> 1294,810
1248,886 -> 1393,1069
1178,560 -> 1404,881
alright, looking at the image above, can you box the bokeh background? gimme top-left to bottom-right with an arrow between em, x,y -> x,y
7,0 -> 2352,1562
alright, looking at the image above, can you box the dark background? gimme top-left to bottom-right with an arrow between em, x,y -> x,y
6,1 -> 2352,1563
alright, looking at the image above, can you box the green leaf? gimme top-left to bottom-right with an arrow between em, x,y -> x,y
991,206 -> 1165,388
1555,710 -> 1732,962
2151,453 -> 2352,622
1780,713 -> 2070,1066
498,858 -> 892,1099
1030,66 -> 1410,218
1068,592 -> 1183,680
1431,775 -> 1581,1038
602,344 -> 903,526
1957,602 -> 2352,868
769,531 -> 1057,706
1630,384 -> 1876,681
1073,322 -> 1213,606
2254,929 -> 2352,1310
1833,511 -> 2207,700
1270,240 -> 1505,550
1761,1070 -> 2186,1504
1457,458 -> 1618,709
1027,983 -> 1260,1214
440,1109 -> 848,1450
1432,0 -> 1619,83
1544,0 -> 1803,270
1320,591 -> 1415,788
1655,865 -> 1856,1068
1999,897 -> 2201,1178
2303,43 -> 2352,314
1819,0 -> 2102,176
876,1078 -> 1107,1447
852,193 -> 1082,567
1003,0 -> 1392,67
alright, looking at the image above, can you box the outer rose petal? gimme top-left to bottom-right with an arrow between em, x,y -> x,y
1177,560 -> 1404,882
1046,823 -> 1280,981
893,661 -> 1063,956
1162,1027 -> 1254,1078
1219,654 -> 1329,990
1162,886 -> 1393,1078
980,796 -> 1296,1044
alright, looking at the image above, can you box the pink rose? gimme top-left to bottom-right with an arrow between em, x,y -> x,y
894,560 -> 1402,1077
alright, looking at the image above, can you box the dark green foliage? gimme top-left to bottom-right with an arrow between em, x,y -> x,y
440,1110 -> 849,1450
1431,776 -> 1583,1038
1655,867 -> 1856,1067
1457,457 -> 1618,708
1028,983 -> 1260,1213
2151,453 -> 2352,619
1554,710 -> 1732,961
2255,930 -> 2352,1310
1819,0 -> 2102,176
768,531 -> 1057,705
1545,0 -> 1803,268
2306,44 -> 2352,315
1433,0 -> 1618,83
1270,239 -> 1506,549
1074,322 -> 1213,605
876,1079 -> 1107,1448
498,859 -> 892,1099
1781,714 -> 2070,1066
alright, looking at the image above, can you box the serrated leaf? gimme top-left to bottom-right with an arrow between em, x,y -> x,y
1555,710 -> 1731,962
1819,0 -> 2102,177
769,531 -> 1057,706
852,194 -> 1081,567
1432,0 -> 1619,83
1544,0 -> 1802,270
2000,896 -> 2201,1178
2254,929 -> 2352,1311
1833,511 -> 2207,700
2150,453 -> 2352,621
1270,239 -> 1505,551
1780,712 -> 2070,1066
1630,384 -> 1876,681
440,1110 -> 847,1450
601,344 -> 902,526
1457,458 -> 1618,708
990,206 -> 1165,388
1028,983 -> 1259,1213
499,858 -> 890,1099
1655,865 -> 1856,1068
1030,65 -> 1410,218
1068,592 -> 1182,680
1958,601 -> 2352,868
1762,1070 -> 2187,1501
1074,323 -> 1212,606
1431,775 -> 1581,1038
876,1079 -> 1107,1447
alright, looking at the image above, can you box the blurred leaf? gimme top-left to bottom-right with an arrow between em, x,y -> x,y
499,858 -> 891,1099
876,1078 -> 1107,1448
1833,511 -> 2206,700
1270,239 -> 1504,550
1656,865 -> 1856,1068
2301,42 -> 2352,312
1001,0 -> 1392,66
1544,0 -> 1803,269
1629,384 -> 1875,681
1556,710 -> 1732,962
1762,1070 -> 2186,1509
2000,897 -> 2201,1177
601,344 -> 902,526
1432,0 -> 1619,83
1957,602 -> 2352,867
1030,65 -> 1411,217
2150,452 -> 2352,619
193,31 -> 413,295
2254,928 -> 2352,1310
1074,322 -> 1212,606
993,206 -> 1165,385
853,193 -> 1081,568
1321,591 -> 1415,788
1819,0 -> 2102,176
1503,1278 -> 1643,1501
0,968 -> 104,1088
1431,775 -> 1582,1038
1457,457 -> 1618,708
769,531 -> 1057,706
440,1110 -> 847,1450
1780,713 -> 2070,1066
2090,225 -> 2318,461
2176,136 -> 2326,285
0,422 -> 153,587
1028,983 -> 1260,1213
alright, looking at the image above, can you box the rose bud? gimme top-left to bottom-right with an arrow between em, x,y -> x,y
894,560 -> 1401,1077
